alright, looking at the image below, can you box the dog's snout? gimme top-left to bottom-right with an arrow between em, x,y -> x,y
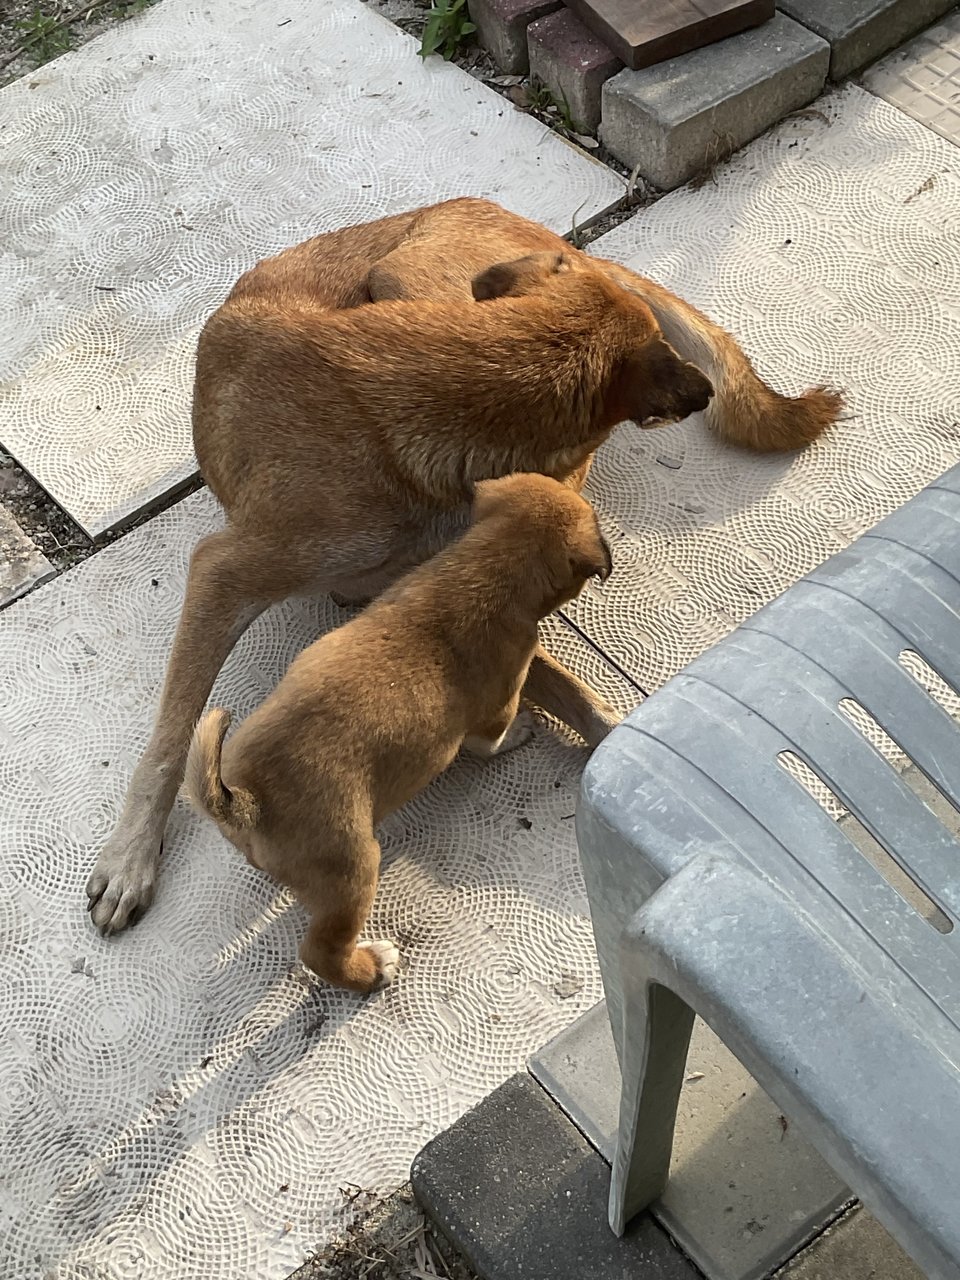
684,367 -> 714,414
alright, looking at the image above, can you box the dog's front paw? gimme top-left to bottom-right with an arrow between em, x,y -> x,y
86,837 -> 161,935
360,939 -> 400,990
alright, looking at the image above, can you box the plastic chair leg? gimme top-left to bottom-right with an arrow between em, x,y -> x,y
609,965 -> 695,1235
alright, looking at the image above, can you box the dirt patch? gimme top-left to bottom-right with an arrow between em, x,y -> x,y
292,1184 -> 477,1280
0,0 -> 158,87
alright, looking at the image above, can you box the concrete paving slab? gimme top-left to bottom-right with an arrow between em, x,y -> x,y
575,84 -> 960,693
0,486 -> 641,1280
863,8 -> 960,150
530,1004 -> 849,1280
779,0 -> 957,81
412,1072 -> 699,1280
0,504 -> 52,606
777,1205 -> 924,1280
0,0 -> 622,537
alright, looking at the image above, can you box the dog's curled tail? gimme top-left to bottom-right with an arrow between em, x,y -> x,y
185,708 -> 260,830
595,258 -> 844,453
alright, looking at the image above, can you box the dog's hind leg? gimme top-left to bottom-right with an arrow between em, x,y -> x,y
522,645 -> 621,749
86,530 -> 307,935
298,838 -> 399,993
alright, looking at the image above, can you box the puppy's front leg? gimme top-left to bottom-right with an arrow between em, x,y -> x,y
463,707 -> 536,758
523,645 -> 621,749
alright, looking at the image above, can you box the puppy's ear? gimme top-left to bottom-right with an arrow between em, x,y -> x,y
569,524 -> 613,586
471,251 -> 571,301
470,477 -> 505,523
606,335 -> 714,428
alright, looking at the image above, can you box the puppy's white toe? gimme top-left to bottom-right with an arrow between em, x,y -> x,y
361,938 -> 400,989
494,708 -> 537,754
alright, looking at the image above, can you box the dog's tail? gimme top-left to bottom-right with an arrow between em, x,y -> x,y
594,257 -> 844,453
184,709 -> 260,830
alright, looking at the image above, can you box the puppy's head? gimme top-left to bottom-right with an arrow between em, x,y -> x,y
471,250 -> 583,301
472,473 -> 612,611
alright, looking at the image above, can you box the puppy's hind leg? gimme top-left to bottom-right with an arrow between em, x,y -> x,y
298,838 -> 399,994
523,645 -> 621,749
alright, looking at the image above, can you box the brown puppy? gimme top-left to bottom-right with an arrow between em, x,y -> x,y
88,197 -> 842,936
184,474 -> 613,992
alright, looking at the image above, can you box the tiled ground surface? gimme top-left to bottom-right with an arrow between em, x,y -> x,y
0,0 -> 621,536
3,17 -> 960,1280
574,84 -> 960,690
864,7 -> 960,149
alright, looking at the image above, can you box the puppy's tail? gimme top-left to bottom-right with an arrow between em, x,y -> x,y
594,257 -> 844,453
184,709 -> 260,830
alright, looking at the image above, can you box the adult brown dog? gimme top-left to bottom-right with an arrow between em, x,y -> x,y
184,473 -> 613,992
87,197 -> 841,936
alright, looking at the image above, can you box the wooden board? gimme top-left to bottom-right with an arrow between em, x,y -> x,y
563,0 -> 776,70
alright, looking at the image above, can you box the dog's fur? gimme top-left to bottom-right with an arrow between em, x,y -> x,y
184,474 -> 613,991
87,197 -> 842,936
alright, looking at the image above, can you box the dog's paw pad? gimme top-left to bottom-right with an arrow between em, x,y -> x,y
361,938 -> 400,989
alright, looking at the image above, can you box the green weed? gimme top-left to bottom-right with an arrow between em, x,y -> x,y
418,0 -> 475,61
526,77 -> 574,132
15,6 -> 73,67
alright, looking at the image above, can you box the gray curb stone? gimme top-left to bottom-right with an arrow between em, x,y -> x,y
600,12 -> 829,189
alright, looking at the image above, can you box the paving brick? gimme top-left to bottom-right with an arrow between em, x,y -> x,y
863,8 -> 960,150
779,0 -> 958,81
412,1072 -> 698,1280
600,12 -> 829,189
527,8 -> 623,133
469,0 -> 562,74
566,0 -> 774,71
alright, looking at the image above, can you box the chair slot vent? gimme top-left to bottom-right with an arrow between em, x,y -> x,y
777,750 -> 953,934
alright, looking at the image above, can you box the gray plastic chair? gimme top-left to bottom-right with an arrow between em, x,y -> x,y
576,465 -> 960,1280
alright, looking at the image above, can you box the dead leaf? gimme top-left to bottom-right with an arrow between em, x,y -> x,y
571,132 -> 599,149
790,108 -> 831,126
506,84 -> 531,110
554,972 -> 583,999
685,1071 -> 705,1082
904,172 -> 941,203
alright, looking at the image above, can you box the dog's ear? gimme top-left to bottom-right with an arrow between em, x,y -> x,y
606,335 -> 714,428
471,251 -> 572,301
